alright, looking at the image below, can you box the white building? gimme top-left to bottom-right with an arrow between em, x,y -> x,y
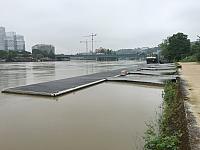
0,27 -> 6,50
0,27 -> 25,51
6,32 -> 16,51
16,35 -> 25,51
32,44 -> 55,54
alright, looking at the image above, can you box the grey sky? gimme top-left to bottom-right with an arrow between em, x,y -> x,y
1,0 -> 200,54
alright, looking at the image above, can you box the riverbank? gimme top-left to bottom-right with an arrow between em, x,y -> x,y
144,80 -> 190,149
180,62 -> 200,149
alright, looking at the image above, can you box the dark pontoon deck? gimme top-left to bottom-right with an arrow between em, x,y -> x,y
2,63 -> 178,97
2,68 -> 126,97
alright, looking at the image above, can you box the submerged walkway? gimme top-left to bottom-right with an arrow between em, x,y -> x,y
2,63 -> 177,97
2,68 -> 129,97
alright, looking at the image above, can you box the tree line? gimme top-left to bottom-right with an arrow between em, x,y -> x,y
160,32 -> 200,62
0,50 -> 31,61
0,49 -> 55,62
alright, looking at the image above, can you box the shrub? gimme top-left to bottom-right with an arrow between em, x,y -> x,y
144,81 -> 180,149
180,55 -> 196,62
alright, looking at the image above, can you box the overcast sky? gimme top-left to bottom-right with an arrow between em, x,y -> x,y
0,0 -> 200,54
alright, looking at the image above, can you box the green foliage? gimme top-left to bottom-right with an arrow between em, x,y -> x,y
161,82 -> 178,135
144,81 -> 181,149
144,122 -> 179,150
144,134 -> 179,150
196,52 -> 200,62
191,38 -> 200,62
7,51 -> 17,61
163,81 -> 176,106
191,38 -> 200,54
0,50 -> 31,61
96,47 -> 116,55
180,55 -> 196,62
19,51 -> 31,57
0,50 -> 8,59
160,33 -> 191,62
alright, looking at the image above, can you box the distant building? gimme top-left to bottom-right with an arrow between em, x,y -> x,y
6,32 -> 16,51
32,44 -> 55,59
0,27 -> 6,50
0,26 -> 25,51
16,35 -> 25,51
32,44 -> 55,54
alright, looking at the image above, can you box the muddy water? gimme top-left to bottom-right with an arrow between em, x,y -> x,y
0,61 -> 162,150
0,60 -> 140,89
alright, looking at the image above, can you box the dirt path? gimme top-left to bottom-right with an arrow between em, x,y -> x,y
180,62 -> 200,125
180,62 -> 200,149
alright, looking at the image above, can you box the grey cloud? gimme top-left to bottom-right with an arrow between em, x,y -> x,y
0,0 -> 200,54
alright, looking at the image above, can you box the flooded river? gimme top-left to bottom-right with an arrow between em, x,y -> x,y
0,61 -> 162,150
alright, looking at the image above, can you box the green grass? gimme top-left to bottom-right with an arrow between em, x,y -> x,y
144,81 -> 181,150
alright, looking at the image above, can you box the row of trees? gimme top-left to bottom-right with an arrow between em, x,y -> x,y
160,32 -> 200,62
190,38 -> 200,61
0,50 -> 31,61
95,47 -> 116,55
0,49 -> 55,61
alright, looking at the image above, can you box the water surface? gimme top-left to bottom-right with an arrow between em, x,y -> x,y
0,61 -> 162,150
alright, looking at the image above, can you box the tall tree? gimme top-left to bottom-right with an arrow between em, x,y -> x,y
160,33 -> 191,62
0,50 -> 8,59
191,37 -> 200,61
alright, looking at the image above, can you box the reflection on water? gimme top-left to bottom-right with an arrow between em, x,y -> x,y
0,63 -> 28,89
32,62 -> 56,78
0,60 -> 162,150
0,60 -> 141,90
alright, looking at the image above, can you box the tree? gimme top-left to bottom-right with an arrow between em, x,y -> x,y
0,50 -> 8,59
7,50 -> 17,61
160,33 -> 191,62
191,37 -> 200,61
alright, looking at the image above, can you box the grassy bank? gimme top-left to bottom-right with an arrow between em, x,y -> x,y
144,81 -> 190,149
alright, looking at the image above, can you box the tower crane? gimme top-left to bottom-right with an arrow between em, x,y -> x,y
80,40 -> 89,53
83,33 -> 97,53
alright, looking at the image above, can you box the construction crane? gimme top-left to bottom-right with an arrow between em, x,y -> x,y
80,40 -> 101,53
80,40 -> 89,53
83,33 -> 97,53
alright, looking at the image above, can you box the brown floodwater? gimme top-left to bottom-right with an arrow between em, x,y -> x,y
0,61 -> 162,150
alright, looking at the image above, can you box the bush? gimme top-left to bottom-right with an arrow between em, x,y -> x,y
196,52 -> 200,62
144,81 -> 180,149
180,55 -> 196,62
144,122 -> 179,150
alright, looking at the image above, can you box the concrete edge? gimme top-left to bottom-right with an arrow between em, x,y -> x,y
2,79 -> 107,97
128,72 -> 161,76
141,67 -> 176,71
2,89 -> 52,97
106,79 -> 164,87
52,79 -> 106,97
